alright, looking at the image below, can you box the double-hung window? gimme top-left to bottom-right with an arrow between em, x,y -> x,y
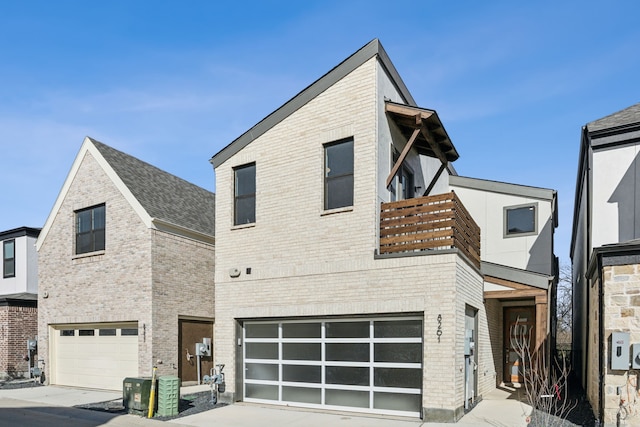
3,240 -> 15,278
504,203 -> 537,237
234,163 -> 256,225
76,204 -> 106,254
324,139 -> 354,210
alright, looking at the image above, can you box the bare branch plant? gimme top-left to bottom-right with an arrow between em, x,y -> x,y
511,320 -> 577,426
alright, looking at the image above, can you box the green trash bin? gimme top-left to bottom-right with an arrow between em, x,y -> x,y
157,375 -> 180,416
123,377 -> 157,415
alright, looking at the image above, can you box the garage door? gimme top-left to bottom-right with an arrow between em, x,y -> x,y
243,317 -> 422,417
52,323 -> 138,390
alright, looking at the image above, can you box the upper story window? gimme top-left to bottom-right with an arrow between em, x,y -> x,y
504,203 -> 537,237
324,139 -> 354,210
3,240 -> 15,278
76,204 -> 106,254
389,147 -> 415,201
234,163 -> 256,225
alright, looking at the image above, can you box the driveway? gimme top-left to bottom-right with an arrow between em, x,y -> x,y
0,384 -> 531,427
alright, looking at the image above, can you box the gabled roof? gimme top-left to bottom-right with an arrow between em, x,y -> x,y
587,102 -> 640,133
37,137 -> 215,250
210,39 -> 415,168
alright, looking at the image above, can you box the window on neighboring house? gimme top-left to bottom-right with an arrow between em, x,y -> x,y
505,203 -> 537,237
234,163 -> 256,225
3,240 -> 15,278
324,139 -> 354,210
76,204 -> 106,255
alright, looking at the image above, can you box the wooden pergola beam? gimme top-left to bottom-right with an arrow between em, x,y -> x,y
386,125 -> 420,188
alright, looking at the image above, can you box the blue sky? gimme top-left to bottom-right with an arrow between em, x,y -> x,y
2,1 -> 639,263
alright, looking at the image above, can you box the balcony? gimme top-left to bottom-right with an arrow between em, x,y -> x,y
379,191 -> 481,268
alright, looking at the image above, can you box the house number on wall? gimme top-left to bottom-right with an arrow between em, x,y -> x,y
437,314 -> 442,343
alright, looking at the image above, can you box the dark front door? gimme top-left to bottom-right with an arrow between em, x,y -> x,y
504,306 -> 535,384
178,319 -> 214,384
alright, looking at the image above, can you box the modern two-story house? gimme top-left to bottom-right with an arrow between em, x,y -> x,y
571,102 -> 640,426
36,137 -> 216,390
0,226 -> 40,379
210,39 -> 557,421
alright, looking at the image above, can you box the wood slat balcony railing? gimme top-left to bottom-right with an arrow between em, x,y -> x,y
379,191 -> 481,268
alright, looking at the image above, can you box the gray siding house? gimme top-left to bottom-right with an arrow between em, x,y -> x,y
571,103 -> 640,426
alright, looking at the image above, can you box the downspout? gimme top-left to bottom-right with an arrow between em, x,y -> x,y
597,254 -> 605,423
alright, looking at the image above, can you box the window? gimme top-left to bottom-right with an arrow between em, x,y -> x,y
79,329 -> 95,336
99,328 -> 116,336
505,204 -> 537,236
121,328 -> 138,336
389,147 -> 415,201
60,330 -> 75,336
234,163 -> 256,225
75,204 -> 105,254
3,240 -> 15,278
324,139 -> 354,210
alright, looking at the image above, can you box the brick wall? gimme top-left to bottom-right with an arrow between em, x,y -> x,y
0,305 -> 38,379
38,151 -> 154,382
213,55 -> 490,421
151,230 -> 214,377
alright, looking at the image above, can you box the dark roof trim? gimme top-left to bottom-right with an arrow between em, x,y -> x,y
587,241 -> 640,278
482,261 -> 552,290
0,292 -> 38,307
210,39 -> 415,168
450,175 -> 556,201
0,227 -> 41,241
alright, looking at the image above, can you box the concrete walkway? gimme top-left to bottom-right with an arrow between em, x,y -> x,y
0,384 -> 532,427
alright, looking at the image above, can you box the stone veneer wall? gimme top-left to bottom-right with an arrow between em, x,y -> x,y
0,305 -> 38,379
599,264 -> 640,426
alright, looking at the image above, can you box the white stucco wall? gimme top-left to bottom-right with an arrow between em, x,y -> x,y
0,234 -> 38,295
450,181 -> 555,275
591,142 -> 640,248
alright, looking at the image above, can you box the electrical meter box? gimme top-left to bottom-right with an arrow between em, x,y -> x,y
632,343 -> 640,369
611,332 -> 630,370
123,377 -> 157,415
27,340 -> 37,351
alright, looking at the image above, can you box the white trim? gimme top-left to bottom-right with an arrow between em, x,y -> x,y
36,137 -> 153,251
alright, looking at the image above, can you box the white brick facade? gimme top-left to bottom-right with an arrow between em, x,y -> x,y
213,53 -> 490,421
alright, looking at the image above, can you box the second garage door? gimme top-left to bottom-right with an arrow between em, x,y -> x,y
243,316 -> 423,417
51,322 -> 139,390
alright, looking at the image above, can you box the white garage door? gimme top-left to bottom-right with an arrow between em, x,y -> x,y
52,323 -> 139,390
243,317 -> 423,417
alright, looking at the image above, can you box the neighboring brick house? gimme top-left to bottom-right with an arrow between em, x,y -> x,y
36,137 -> 215,390
571,103 -> 640,425
0,227 -> 40,379
210,39 -> 557,421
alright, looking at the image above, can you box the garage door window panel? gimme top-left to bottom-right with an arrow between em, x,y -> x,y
283,365 -> 321,383
246,342 -> 278,360
282,386 -> 321,404
326,343 -> 369,362
374,343 -> 421,363
282,322 -> 320,338
246,363 -> 279,381
282,343 -> 321,361
325,389 -> 369,408
326,321 -> 368,338
246,383 -> 278,400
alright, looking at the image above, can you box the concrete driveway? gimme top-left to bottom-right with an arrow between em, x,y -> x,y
0,384 -> 531,427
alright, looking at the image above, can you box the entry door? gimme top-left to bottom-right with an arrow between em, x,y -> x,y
178,319 -> 214,384
504,307 -> 535,384
464,306 -> 477,408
